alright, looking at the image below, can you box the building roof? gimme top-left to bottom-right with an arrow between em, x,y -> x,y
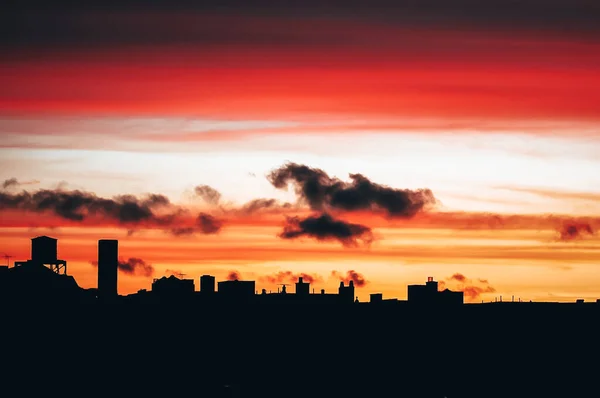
32,235 -> 57,241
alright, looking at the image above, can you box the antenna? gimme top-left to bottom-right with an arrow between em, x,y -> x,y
1,253 -> 14,267
278,283 -> 290,293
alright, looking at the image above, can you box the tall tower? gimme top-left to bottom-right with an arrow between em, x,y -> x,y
98,240 -> 118,298
200,275 -> 216,293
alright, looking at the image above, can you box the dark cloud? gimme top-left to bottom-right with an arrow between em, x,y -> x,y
194,185 -> 221,205
226,270 -> 242,281
198,213 -> 222,233
117,257 -> 154,277
170,227 -> 197,236
239,198 -> 293,214
558,222 -> 594,241
332,270 -> 368,287
91,257 -> 154,277
268,163 -> 435,218
0,186 -> 177,224
279,213 -> 373,247
259,271 -> 323,285
192,185 -> 290,215
170,212 -> 222,236
2,178 -> 40,189
2,178 -> 18,189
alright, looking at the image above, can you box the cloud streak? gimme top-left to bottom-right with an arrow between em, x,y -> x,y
259,271 -> 323,285
91,257 -> 154,277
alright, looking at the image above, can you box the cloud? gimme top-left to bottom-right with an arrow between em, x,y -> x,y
226,270 -> 242,281
442,274 -> 496,301
557,221 -> 594,241
194,185 -> 221,205
267,162 -> 435,217
197,213 -> 222,234
279,213 -> 374,247
2,178 -> 40,189
259,271 -> 323,285
331,270 -> 368,287
239,198 -> 293,214
90,257 -> 154,277
0,184 -> 177,224
170,212 -> 222,235
448,273 -> 467,283
495,186 -> 600,203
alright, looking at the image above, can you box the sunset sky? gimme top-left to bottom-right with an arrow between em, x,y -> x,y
1,1 -> 600,302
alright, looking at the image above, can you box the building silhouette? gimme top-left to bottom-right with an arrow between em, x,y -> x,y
98,239 -> 118,299
201,274 -> 216,294
295,277 -> 310,296
338,281 -> 355,303
14,236 -> 67,274
152,275 -> 195,297
408,277 -> 464,305
0,236 -> 82,301
218,279 -> 256,300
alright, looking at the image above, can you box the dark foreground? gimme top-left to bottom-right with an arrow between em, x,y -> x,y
3,301 -> 599,398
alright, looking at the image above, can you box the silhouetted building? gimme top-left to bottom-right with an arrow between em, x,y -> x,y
14,236 -> 67,274
0,260 -> 81,301
296,277 -> 310,297
438,288 -> 464,305
408,277 -> 463,306
201,275 -> 216,294
152,275 -> 195,297
339,281 -> 355,303
98,240 -> 118,298
218,280 -> 255,301
370,293 -> 383,303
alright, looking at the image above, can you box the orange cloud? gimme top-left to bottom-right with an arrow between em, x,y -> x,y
442,274 -> 496,301
331,270 -> 369,288
259,271 -> 323,285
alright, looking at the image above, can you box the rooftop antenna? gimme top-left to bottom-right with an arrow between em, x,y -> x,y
1,253 -> 14,267
278,283 -> 290,293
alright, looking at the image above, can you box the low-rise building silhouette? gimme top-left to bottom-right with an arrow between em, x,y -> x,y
339,281 -> 355,303
152,275 -> 195,297
218,279 -> 256,300
408,277 -> 464,305
14,236 -> 67,274
201,274 -> 216,294
0,236 -> 82,301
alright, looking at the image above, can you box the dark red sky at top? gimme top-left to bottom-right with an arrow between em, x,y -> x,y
1,0 -> 600,122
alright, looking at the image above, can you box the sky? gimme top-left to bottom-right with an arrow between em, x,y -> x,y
1,0 -> 600,302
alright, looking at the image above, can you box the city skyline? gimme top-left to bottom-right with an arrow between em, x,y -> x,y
2,1 -> 600,303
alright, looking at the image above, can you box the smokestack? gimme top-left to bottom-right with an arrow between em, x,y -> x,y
98,240 -> 118,299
